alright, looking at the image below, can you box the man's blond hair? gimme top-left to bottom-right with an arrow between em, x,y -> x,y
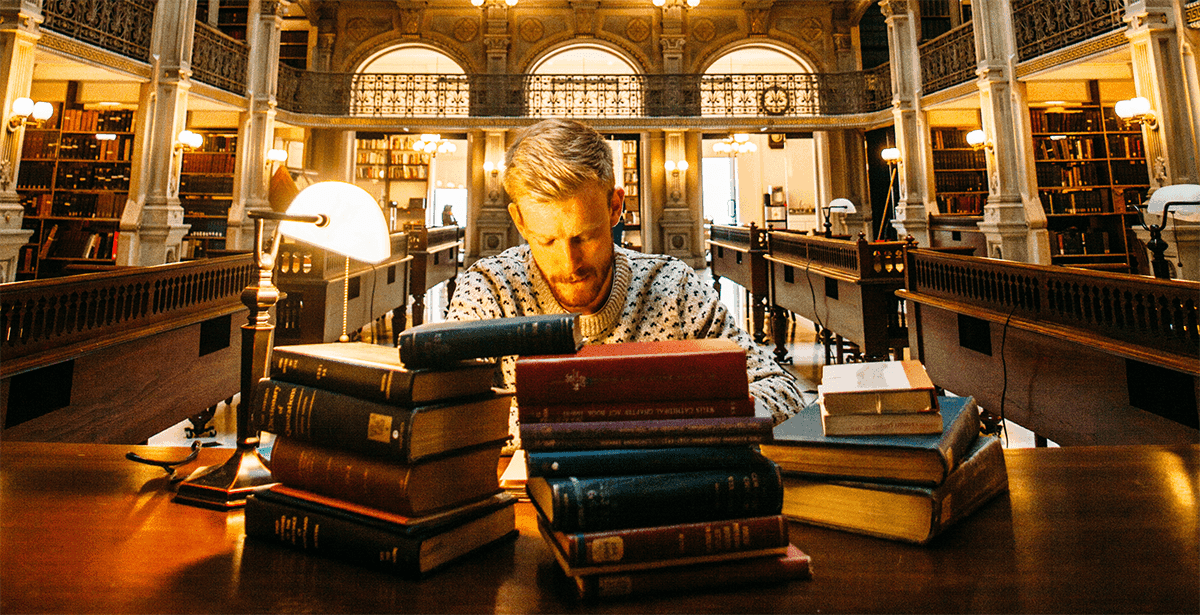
503,119 -> 615,206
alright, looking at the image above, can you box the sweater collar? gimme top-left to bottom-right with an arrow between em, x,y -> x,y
528,247 -> 631,341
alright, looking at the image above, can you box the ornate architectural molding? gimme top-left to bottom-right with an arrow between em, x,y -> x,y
1015,30 -> 1127,78
571,0 -> 598,36
38,32 -> 153,80
878,0 -> 909,19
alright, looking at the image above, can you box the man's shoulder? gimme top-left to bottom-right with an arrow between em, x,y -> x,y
621,247 -> 698,279
465,245 -> 530,273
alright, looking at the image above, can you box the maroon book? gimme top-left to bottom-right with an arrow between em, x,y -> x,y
519,416 -> 774,451
519,396 -> 755,424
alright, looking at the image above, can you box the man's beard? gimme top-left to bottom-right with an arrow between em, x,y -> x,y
545,259 -> 613,313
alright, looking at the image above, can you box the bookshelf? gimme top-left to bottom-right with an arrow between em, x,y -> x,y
353,133 -> 431,216
179,131 -> 237,259
618,139 -> 641,250
1030,100 -> 1148,271
279,29 -> 309,69
15,104 -> 135,279
931,127 -> 987,215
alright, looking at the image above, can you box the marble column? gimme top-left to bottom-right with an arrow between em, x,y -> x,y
0,0 -> 40,281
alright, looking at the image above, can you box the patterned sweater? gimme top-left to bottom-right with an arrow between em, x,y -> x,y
445,245 -> 803,449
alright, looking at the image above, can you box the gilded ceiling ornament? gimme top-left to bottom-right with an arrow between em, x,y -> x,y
521,18 -> 544,42
692,18 -> 715,42
454,17 -> 479,42
626,18 -> 651,42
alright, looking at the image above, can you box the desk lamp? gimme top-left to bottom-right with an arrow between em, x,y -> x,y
175,181 -> 391,509
1138,184 -> 1200,280
822,198 -> 857,238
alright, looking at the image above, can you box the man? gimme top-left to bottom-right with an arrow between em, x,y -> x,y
445,119 -> 802,447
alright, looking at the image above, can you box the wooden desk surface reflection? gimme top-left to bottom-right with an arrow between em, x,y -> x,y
1,442 -> 1196,613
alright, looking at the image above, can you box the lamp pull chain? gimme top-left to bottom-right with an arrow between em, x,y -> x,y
340,256 -> 350,342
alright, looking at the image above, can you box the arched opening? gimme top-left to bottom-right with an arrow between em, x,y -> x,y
352,45 -> 468,117
526,43 -> 642,118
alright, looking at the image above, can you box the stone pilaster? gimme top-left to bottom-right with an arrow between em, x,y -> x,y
475,130 -> 513,259
972,0 -> 1049,262
0,0 -> 40,281
660,131 -> 703,266
815,129 -> 871,238
484,2 -> 510,73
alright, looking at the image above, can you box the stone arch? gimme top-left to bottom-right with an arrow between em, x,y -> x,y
520,38 -> 647,75
351,42 -> 471,74
697,40 -> 817,74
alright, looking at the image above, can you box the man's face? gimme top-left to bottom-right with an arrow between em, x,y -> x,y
509,181 -> 624,315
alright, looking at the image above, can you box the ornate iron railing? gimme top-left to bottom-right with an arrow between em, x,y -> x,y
41,0 -> 156,64
1187,0 -> 1200,27
287,71 -> 895,118
191,21 -> 248,94
904,249 -> 1199,366
1013,0 -> 1125,62
1,254 -> 255,377
920,21 -> 976,94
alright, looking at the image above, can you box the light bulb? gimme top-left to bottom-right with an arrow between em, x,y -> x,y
11,97 -> 33,117
664,160 -> 676,172
677,160 -> 689,172
966,129 -> 987,148
32,101 -> 54,121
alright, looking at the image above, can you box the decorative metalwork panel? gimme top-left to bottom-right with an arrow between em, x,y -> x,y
191,22 -> 248,95
352,74 -> 472,117
920,22 -> 976,94
700,74 -> 823,117
1187,0 -> 1199,27
41,0 -> 156,64
523,75 -> 645,118
1013,0 -> 1125,62
278,69 -> 352,115
863,62 -> 893,112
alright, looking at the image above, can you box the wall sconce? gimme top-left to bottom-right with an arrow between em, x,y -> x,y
822,198 -> 857,238
1135,184 -> 1200,280
1115,96 -> 1157,130
175,181 -> 392,509
175,130 -> 204,151
266,148 -> 288,164
664,159 -> 689,175
7,97 -> 53,132
966,129 -> 993,152
483,160 -> 504,176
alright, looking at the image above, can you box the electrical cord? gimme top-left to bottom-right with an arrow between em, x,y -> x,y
989,305 -> 1017,444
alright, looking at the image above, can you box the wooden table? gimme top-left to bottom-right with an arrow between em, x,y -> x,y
2,441 -> 1195,613
407,225 -> 462,327
707,223 -> 770,343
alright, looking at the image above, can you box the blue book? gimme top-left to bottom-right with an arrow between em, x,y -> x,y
759,395 -> 980,486
526,446 -> 766,478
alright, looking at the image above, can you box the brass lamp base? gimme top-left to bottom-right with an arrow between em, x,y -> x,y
173,441 -> 277,510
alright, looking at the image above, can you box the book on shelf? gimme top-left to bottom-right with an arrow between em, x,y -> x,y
244,488 -> 517,576
817,360 -> 937,415
526,445 -> 771,478
536,512 -> 790,574
519,396 -> 754,424
514,339 -> 749,406
566,543 -> 812,600
519,415 -> 774,451
759,396 -> 980,486
398,314 -> 583,369
780,435 -> 1008,545
37,224 -> 58,260
526,455 -> 783,533
820,405 -> 944,436
269,437 -> 505,517
269,342 -> 497,406
248,381 -> 511,464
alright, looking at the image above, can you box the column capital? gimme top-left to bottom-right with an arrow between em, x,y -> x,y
878,0 -> 910,19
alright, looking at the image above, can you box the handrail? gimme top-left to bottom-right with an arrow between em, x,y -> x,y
902,248 -> 1199,370
709,224 -> 769,251
766,232 -> 908,281
1012,0 -> 1125,62
1,255 -> 255,378
920,21 -> 976,94
41,0 -> 156,64
192,21 -> 249,94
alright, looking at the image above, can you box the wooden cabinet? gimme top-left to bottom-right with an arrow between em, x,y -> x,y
15,105 -> 135,279
931,127 -> 987,215
179,131 -> 238,259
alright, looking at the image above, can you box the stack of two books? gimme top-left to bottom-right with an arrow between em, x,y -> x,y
516,339 -> 812,600
816,360 -> 945,436
242,342 -> 519,576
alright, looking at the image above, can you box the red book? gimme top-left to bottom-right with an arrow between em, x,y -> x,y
519,396 -> 755,424
520,416 -> 774,451
515,339 -> 748,406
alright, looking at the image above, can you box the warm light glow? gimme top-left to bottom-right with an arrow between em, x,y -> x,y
653,0 -> 666,5
966,129 -> 987,148
687,0 -> 700,6
11,97 -> 33,117
8,97 -> 54,131
280,181 -> 391,264
676,160 -> 689,172
483,161 -> 495,173
664,160 -> 676,172
505,0 -> 517,6
471,0 -> 484,5
881,147 -> 901,163
177,130 -> 204,150
31,101 -> 53,121
266,148 -> 288,163
714,135 -> 756,155
95,133 -> 117,141
1114,96 -> 1157,129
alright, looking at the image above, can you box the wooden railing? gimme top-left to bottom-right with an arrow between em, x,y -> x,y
767,232 -> 907,281
904,249 -> 1199,372
1,255 -> 255,377
709,224 -> 768,251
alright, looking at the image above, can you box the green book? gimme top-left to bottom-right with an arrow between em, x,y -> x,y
759,395 -> 981,486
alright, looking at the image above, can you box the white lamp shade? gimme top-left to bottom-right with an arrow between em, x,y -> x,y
266,148 -> 288,163
1146,184 -> 1200,222
881,147 -> 901,162
279,181 -> 392,263
828,198 -> 857,214
11,97 -> 33,116
31,101 -> 54,121
966,129 -> 987,148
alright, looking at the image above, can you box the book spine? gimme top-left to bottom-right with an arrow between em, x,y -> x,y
398,315 -> 578,368
526,446 -> 767,478
522,433 -> 772,451
515,348 -> 749,405
925,436 -> 1007,544
269,350 -> 417,405
521,416 -> 771,442
248,379 -> 416,461
268,438 -> 501,517
519,397 -> 755,424
935,397 -> 981,479
538,462 -> 783,532
574,545 -> 811,599
556,515 -> 789,567
244,493 -> 423,575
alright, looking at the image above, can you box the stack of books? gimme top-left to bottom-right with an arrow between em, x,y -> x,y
759,395 -> 1009,544
516,339 -> 812,599
816,360 -> 942,436
242,342 -> 519,576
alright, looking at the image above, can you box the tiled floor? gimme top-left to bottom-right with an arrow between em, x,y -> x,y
149,272 -> 1056,449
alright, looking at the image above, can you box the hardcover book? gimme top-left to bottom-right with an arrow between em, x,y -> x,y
526,454 -> 783,533
398,314 -> 583,369
269,342 -> 497,406
820,405 -> 944,436
249,381 -> 511,463
537,513 -> 790,574
514,339 -> 749,406
780,435 -> 1008,544
526,446 -> 769,478
269,437 -> 504,516
519,416 -> 774,451
567,543 -> 812,600
244,489 -> 517,576
759,396 -> 980,486
817,360 -> 937,415
519,396 -> 755,424
259,487 -> 516,534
